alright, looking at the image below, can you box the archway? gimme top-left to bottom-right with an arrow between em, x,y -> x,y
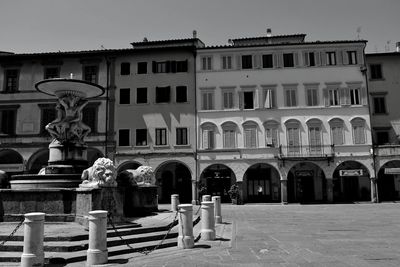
287,162 -> 326,203
243,163 -> 280,203
155,161 -> 192,204
87,148 -> 104,166
377,160 -> 400,201
200,164 -> 236,203
0,149 -> 24,175
333,161 -> 370,202
117,161 -> 142,173
27,149 -> 49,174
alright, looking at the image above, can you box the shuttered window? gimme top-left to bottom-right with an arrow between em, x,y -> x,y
223,91 -> 234,109
244,127 -> 257,148
155,128 -> 167,145
287,127 -> 300,153
331,126 -> 344,145
201,92 -> 214,110
223,130 -> 236,148
0,109 -> 17,135
202,129 -> 215,149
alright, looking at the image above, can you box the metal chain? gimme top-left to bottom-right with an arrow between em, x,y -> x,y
0,217 -> 24,246
194,204 -> 201,215
107,211 -> 179,256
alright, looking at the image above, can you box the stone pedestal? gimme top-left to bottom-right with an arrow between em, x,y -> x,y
87,210 -> 108,266
48,141 -> 88,174
280,179 -> 288,204
202,195 -> 211,202
177,204 -> 194,249
212,196 -> 222,224
21,212 -> 45,267
171,194 -> 179,212
123,185 -> 158,216
201,201 -> 215,241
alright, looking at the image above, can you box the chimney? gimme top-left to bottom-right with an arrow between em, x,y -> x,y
193,30 -> 197,39
266,28 -> 272,37
396,42 -> 400,52
143,37 -> 148,42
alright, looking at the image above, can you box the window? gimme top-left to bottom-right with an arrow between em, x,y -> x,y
262,54 -> 273,68
202,129 -> 215,149
201,56 -> 212,70
223,91 -> 234,109
264,121 -> 279,148
241,55 -> 253,69
136,87 -> 147,104
4,69 -> 19,93
137,62 -> 147,74
221,56 -> 232,70
306,88 -> 318,106
326,52 -> 336,65
201,91 -> 214,110
118,129 -> 130,146
176,86 -> 187,103
351,118 -> 366,144
308,126 -> 322,153
286,125 -> 300,154
243,122 -> 258,148
328,89 -> 340,106
119,88 -> 130,104
83,65 -> 98,83
0,109 -> 17,135
347,51 -> 357,65
44,67 -> 60,79
176,128 -> 188,145
39,104 -> 56,134
373,96 -> 387,114
154,61 -> 167,73
222,122 -> 237,149
350,88 -> 361,105
370,64 -> 383,80
262,88 -> 276,109
120,62 -> 130,75
308,52 -> 316,66
82,105 -> 97,132
155,128 -> 167,146
176,60 -> 188,72
136,129 -> 147,146
284,88 -> 297,107
330,119 -> 344,145
283,53 -> 294,67
243,91 -> 254,109
155,86 -> 170,103
376,131 -> 389,145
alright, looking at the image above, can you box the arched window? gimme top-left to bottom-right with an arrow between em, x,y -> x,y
351,118 -> 366,144
263,120 -> 279,147
306,119 -> 323,153
329,118 -> 345,145
243,121 -> 258,148
221,121 -> 237,148
201,122 -> 217,149
285,119 -> 301,154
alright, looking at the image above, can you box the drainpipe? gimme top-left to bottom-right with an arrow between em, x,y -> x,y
194,47 -> 199,205
105,58 -> 110,157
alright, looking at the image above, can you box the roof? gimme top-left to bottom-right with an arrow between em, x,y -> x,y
366,52 -> 400,57
231,34 -> 307,42
130,38 -> 205,49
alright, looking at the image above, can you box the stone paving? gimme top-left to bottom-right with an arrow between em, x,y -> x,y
2,203 -> 400,266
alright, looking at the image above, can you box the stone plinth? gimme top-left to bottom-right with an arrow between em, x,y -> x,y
123,185 -> 158,216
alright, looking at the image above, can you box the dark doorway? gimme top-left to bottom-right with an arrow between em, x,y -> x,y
200,164 -> 236,203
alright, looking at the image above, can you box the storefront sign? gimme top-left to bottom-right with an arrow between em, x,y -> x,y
339,169 -> 363,176
295,170 -> 314,177
384,168 -> 400,174
0,164 -> 24,172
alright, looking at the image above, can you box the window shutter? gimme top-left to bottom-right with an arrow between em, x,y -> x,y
340,88 -> 346,105
203,130 -> 209,149
343,51 -> 349,65
303,52 -> 309,66
236,55 -> 241,69
238,91 -> 244,110
357,49 -> 363,65
320,51 -> 326,66
323,88 -> 329,106
253,54 -> 261,68
361,87 -> 368,105
315,51 -> 321,66
152,61 -> 156,73
336,50 -> 343,65
294,52 -> 299,67
251,129 -> 257,147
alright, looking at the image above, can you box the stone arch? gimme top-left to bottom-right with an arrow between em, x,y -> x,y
243,163 -> 281,203
0,149 -> 23,164
287,161 -> 327,203
332,160 -> 371,202
87,147 -> 104,166
377,160 -> 400,201
116,161 -> 142,173
200,164 -> 236,203
155,160 -> 192,204
26,149 -> 49,174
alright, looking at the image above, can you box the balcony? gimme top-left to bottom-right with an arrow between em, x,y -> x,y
374,145 -> 400,157
278,145 -> 335,163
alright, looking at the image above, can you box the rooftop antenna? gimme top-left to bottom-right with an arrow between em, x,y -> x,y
356,26 -> 362,40
100,45 -> 105,49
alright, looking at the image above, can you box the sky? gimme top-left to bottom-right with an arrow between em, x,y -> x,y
0,0 -> 399,54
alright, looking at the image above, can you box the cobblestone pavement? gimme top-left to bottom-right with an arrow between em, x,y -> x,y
106,203 -> 400,267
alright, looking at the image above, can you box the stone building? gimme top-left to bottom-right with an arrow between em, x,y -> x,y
0,50 -> 110,177
366,46 -> 400,201
113,37 -> 205,204
196,32 -> 375,203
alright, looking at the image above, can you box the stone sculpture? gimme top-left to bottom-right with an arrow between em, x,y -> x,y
124,166 -> 155,186
80,158 -> 117,188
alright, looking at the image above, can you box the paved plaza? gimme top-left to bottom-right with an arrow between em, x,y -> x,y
2,203 -> 400,266
109,203 -> 400,267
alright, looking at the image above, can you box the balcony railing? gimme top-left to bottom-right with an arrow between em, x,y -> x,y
374,145 -> 400,157
278,145 -> 335,160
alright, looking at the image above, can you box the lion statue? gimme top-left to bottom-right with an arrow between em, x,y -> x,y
120,166 -> 155,186
80,158 -> 117,188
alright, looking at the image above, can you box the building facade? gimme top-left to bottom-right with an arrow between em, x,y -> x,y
0,51 -> 111,177
366,50 -> 400,201
196,34 -> 375,203
113,38 -> 204,204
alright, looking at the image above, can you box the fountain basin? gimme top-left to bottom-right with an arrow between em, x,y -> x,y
10,174 -> 81,189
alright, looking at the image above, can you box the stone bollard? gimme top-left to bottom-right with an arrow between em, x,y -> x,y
21,212 -> 45,267
177,204 -> 194,249
202,194 -> 211,202
171,194 -> 179,211
212,196 -> 222,224
87,210 -> 108,266
201,201 -> 215,240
